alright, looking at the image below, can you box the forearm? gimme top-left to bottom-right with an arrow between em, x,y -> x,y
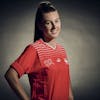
69,95 -> 74,100
7,79 -> 30,100
5,68 -> 30,100
69,88 -> 74,100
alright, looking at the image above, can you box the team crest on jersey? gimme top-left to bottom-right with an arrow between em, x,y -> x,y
44,59 -> 54,67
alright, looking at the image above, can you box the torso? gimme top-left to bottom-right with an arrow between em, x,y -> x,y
28,39 -> 69,100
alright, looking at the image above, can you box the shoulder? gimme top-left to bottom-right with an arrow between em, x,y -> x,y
25,39 -> 42,52
57,43 -> 66,51
23,42 -> 38,54
25,44 -> 36,51
26,39 -> 41,49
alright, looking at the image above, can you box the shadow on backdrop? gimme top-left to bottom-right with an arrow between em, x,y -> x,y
0,0 -> 100,100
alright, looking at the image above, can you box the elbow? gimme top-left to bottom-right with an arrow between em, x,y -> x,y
4,70 -> 9,80
4,69 -> 12,82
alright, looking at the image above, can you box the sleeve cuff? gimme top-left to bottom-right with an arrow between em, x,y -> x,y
10,61 -> 25,78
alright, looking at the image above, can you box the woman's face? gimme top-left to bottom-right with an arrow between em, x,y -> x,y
40,11 -> 61,40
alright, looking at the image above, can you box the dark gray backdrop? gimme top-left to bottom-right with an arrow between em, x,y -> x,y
0,0 -> 100,100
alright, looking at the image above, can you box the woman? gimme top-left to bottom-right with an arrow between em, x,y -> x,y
5,1 -> 74,100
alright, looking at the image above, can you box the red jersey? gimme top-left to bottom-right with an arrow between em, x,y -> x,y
11,39 -> 70,100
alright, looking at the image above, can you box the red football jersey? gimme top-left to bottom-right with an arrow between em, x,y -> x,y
11,39 -> 70,100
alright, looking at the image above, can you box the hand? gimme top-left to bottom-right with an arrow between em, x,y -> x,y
69,96 -> 74,100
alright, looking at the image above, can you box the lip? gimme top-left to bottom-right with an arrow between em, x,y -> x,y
51,30 -> 57,34
51,32 -> 57,35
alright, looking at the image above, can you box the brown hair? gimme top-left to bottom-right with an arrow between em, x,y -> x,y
34,1 -> 57,42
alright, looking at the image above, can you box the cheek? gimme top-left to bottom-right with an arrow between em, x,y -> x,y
57,22 -> 61,29
57,24 -> 61,31
41,24 -> 49,31
42,27 -> 50,34
59,22 -> 61,28
44,26 -> 51,32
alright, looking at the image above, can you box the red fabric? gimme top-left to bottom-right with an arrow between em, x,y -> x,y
11,45 -> 37,77
11,39 -> 70,100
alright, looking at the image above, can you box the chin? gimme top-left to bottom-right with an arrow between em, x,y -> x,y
48,35 -> 58,40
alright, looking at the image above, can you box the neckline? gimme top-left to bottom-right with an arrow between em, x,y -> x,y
40,39 -> 57,50
45,42 -> 57,49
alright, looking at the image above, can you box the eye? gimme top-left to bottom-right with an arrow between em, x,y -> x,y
44,21 -> 52,28
45,21 -> 51,25
55,19 -> 60,23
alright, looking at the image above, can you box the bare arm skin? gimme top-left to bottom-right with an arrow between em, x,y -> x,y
69,80 -> 74,100
4,68 -> 30,100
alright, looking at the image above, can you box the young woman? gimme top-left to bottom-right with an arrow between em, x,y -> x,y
5,1 -> 74,100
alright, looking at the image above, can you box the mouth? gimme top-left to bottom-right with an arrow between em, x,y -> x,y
51,30 -> 58,34
51,32 -> 58,36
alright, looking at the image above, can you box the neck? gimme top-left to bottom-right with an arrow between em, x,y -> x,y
43,36 -> 55,42
43,37 -> 56,48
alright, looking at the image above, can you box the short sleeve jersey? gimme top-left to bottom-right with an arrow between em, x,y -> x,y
11,39 -> 70,100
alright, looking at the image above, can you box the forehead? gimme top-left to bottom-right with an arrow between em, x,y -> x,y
42,11 -> 60,20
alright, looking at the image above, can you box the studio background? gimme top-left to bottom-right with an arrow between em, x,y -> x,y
0,0 -> 100,100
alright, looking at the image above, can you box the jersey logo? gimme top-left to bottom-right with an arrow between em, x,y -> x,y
56,58 -> 61,62
44,59 -> 54,67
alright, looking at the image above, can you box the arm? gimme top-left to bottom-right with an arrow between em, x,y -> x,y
5,67 -> 30,100
69,80 -> 74,100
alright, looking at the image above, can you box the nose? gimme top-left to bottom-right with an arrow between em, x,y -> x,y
51,22 -> 56,29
